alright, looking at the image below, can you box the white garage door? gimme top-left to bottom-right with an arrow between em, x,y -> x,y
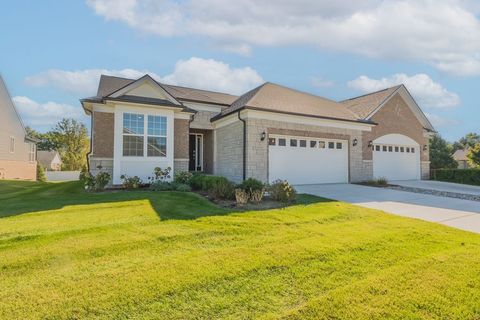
268,135 -> 349,185
372,134 -> 420,181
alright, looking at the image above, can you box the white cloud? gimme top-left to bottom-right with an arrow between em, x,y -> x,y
12,96 -> 88,131
348,73 -> 460,109
425,113 -> 461,128
25,57 -> 264,96
161,57 -> 263,94
25,69 -> 161,96
310,76 -> 335,88
87,0 -> 480,76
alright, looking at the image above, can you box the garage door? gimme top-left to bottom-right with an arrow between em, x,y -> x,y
268,135 -> 349,185
372,134 -> 420,181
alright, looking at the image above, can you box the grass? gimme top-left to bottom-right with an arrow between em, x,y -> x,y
0,181 -> 480,319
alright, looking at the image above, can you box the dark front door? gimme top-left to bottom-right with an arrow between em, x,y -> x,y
189,134 -> 203,171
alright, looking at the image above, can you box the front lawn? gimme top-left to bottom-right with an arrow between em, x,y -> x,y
0,181 -> 479,319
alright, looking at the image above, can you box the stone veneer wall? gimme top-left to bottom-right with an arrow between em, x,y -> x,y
245,118 -> 371,183
214,120 -> 244,183
421,161 -> 430,180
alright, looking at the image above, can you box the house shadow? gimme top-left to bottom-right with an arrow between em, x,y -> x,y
0,181 -> 333,221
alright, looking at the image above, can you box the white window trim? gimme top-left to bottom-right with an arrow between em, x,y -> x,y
147,115 -> 168,158
29,143 -> 36,162
9,136 -> 15,153
122,112 -> 145,157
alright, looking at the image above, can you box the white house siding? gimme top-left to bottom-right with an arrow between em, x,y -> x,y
214,120 -> 244,183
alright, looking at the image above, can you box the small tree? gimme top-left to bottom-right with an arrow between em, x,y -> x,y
429,134 -> 457,169
37,163 -> 46,182
467,144 -> 480,168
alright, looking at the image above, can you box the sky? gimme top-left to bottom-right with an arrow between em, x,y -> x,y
1,0 -> 479,142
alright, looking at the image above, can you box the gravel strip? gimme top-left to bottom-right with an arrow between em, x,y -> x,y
385,185 -> 480,202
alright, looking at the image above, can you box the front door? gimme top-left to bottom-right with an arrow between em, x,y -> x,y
189,134 -> 203,171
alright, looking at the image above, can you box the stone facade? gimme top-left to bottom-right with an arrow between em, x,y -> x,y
89,158 -> 114,185
244,118 -> 370,183
421,161 -> 431,180
174,159 -> 189,173
190,111 -> 216,130
92,111 -> 114,158
214,121 -> 244,182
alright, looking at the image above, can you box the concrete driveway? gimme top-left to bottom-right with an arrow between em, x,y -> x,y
296,183 -> 480,233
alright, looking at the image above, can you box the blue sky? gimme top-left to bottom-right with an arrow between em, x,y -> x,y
1,0 -> 479,142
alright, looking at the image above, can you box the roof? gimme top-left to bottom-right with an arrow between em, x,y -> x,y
95,75 -> 238,106
453,149 -> 469,161
340,85 -> 401,119
213,82 -> 363,123
37,150 -> 61,166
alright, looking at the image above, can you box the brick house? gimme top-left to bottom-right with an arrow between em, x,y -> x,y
81,74 -> 434,185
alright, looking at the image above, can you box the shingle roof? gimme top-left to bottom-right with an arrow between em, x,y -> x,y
453,149 -> 469,161
340,85 -> 401,119
213,82 -> 361,123
95,75 -> 237,106
37,150 -> 60,166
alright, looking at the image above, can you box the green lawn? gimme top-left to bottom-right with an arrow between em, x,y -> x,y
0,181 -> 479,319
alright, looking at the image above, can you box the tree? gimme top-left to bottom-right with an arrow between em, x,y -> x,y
50,119 -> 90,170
467,144 -> 480,168
36,163 -> 46,182
25,126 -> 58,151
452,132 -> 480,152
429,134 -> 457,169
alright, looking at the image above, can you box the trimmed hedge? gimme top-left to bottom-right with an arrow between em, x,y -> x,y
432,169 -> 480,186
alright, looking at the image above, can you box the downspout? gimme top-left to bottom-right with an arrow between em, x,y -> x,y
85,108 -> 93,174
237,111 -> 246,181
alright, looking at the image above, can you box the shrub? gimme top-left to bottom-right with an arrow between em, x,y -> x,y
237,178 -> 265,202
84,171 -> 111,192
209,178 -> 236,200
376,177 -> 388,186
171,182 -> 192,192
36,163 -> 46,182
120,175 -> 142,189
235,189 -> 249,205
268,180 -> 297,203
150,181 -> 174,191
174,171 -> 193,184
189,173 -> 206,190
432,169 -> 480,186
153,167 -> 172,181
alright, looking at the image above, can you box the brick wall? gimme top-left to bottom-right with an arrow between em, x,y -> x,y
92,112 -> 114,158
0,160 -> 36,180
174,119 -> 189,159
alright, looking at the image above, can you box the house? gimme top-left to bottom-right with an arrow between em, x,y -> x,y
0,75 -> 37,180
81,75 -> 434,185
453,149 -> 470,169
37,150 -> 62,171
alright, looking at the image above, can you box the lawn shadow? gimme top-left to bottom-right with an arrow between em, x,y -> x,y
0,181 -> 335,221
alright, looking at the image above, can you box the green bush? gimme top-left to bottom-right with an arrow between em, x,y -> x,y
210,178 -> 236,200
172,182 -> 192,192
189,173 -> 206,190
120,175 -> 142,189
174,171 -> 193,184
268,180 -> 297,203
432,169 -> 480,186
237,178 -> 264,194
36,163 -> 46,182
150,181 -> 174,191
84,171 -> 111,192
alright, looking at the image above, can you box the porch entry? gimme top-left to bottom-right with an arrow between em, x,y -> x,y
189,133 -> 203,171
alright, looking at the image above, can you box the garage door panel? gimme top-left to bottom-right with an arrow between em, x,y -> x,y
373,145 -> 420,181
268,136 -> 348,185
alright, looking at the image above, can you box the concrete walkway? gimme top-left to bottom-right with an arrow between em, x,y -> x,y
296,183 -> 480,234
391,180 -> 480,196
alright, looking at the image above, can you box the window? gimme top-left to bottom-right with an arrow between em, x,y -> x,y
400,147 -> 404,152
336,142 -> 342,149
268,138 -> 276,146
406,147 -> 410,153
300,140 -> 307,147
278,138 -> 286,146
147,115 -> 167,157
9,136 -> 15,153
382,146 -> 387,152
290,139 -> 297,147
319,141 -> 326,149
375,145 -> 380,151
310,140 -> 317,148
388,146 -> 393,152
411,148 -> 415,153
123,113 -> 144,156
395,146 -> 399,152
28,143 -> 35,162
328,142 -> 335,149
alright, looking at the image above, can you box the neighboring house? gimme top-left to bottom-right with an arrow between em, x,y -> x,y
453,149 -> 470,169
81,75 -> 434,185
37,150 -> 62,171
0,75 -> 37,180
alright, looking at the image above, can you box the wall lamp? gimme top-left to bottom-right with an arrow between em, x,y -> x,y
368,140 -> 373,148
260,131 -> 266,141
423,145 -> 428,151
353,138 -> 358,146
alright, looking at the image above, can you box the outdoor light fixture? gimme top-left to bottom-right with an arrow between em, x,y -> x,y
353,138 -> 358,146
368,140 -> 373,148
260,131 -> 266,141
423,145 -> 428,151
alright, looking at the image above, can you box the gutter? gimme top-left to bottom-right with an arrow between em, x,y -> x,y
237,111 -> 246,181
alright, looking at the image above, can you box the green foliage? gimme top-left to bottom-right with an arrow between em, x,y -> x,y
174,171 -> 193,184
432,169 -> 480,186
209,178 -> 236,200
429,134 -> 457,169
171,182 -> 192,192
152,167 -> 172,181
364,177 -> 388,186
237,178 -> 265,203
84,171 -> 111,192
466,144 -> 480,167
36,163 -> 46,182
120,175 -> 142,189
150,181 -> 174,191
188,173 -> 206,190
268,179 -> 297,203
25,127 -> 57,151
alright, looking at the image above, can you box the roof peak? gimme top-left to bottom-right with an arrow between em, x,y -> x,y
341,84 -> 403,102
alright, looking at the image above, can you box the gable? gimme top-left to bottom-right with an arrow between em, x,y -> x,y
127,82 -> 170,100
0,77 -> 26,138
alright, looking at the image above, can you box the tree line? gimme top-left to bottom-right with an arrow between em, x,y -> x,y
430,132 -> 480,169
27,118 -> 89,171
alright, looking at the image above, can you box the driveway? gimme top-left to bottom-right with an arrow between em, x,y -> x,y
296,183 -> 480,233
